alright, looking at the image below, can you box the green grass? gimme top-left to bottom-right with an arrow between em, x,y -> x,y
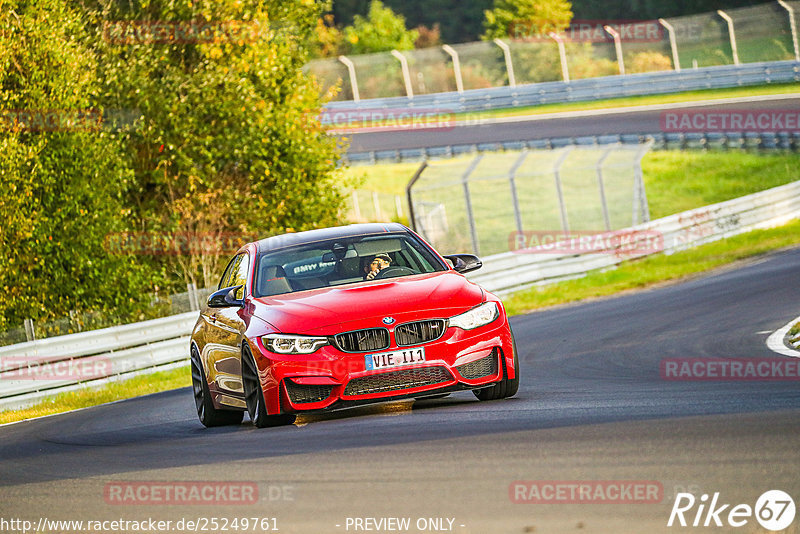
0,365 -> 191,425
502,219 -> 800,316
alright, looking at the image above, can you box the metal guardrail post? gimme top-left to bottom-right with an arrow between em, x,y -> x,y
635,141 -> 653,223
493,39 -> 516,87
717,10 -> 740,65
604,26 -> 625,75
548,32 -> 570,82
778,0 -> 800,62
462,155 -> 484,255
442,45 -> 464,93
596,146 -> 614,231
508,150 -> 529,234
552,146 -> 574,233
658,19 -> 681,72
337,55 -> 360,102
406,161 -> 428,233
391,50 -> 414,99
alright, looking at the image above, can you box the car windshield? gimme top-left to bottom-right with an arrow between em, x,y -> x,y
253,233 -> 447,297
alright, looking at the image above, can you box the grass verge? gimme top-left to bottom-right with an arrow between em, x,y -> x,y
0,365 -> 190,425
502,219 -> 800,316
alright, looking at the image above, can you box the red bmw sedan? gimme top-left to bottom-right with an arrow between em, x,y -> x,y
190,223 -> 519,428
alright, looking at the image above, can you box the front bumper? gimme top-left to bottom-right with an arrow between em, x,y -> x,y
250,317 -> 515,415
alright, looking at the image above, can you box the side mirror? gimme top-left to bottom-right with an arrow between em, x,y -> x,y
443,254 -> 482,274
207,285 -> 244,308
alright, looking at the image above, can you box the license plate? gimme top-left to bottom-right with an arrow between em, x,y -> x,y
365,347 -> 426,370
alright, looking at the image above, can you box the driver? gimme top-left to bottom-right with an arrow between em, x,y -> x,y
364,253 -> 392,280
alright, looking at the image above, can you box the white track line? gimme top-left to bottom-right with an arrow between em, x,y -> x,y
766,315 -> 800,358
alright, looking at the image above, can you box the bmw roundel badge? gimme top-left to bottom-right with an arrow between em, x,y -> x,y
382,317 -> 396,325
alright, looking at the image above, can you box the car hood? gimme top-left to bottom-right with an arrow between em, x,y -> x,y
251,271 -> 484,334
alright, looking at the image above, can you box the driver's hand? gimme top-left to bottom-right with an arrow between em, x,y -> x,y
366,270 -> 378,280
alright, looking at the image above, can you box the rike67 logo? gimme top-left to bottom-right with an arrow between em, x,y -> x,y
668,490 -> 795,531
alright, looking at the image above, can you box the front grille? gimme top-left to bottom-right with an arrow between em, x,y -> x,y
334,328 -> 390,353
285,379 -> 334,404
456,351 -> 498,380
395,319 -> 446,346
343,366 -> 453,396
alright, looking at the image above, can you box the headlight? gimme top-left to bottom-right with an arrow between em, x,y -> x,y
448,302 -> 499,330
262,334 -> 328,354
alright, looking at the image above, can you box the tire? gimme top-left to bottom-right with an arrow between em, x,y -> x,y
473,332 -> 520,401
191,346 -> 244,427
241,344 -> 296,428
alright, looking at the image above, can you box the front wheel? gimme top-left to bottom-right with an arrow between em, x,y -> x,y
242,344 -> 296,428
473,334 -> 520,401
191,346 -> 243,427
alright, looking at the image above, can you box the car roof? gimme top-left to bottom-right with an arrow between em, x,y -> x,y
253,223 -> 410,254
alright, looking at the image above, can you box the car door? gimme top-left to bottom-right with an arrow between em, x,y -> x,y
201,252 -> 249,408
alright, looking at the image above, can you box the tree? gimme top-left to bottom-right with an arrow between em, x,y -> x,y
0,0 -> 155,331
342,0 -> 419,54
87,0 -> 347,289
482,0 -> 573,40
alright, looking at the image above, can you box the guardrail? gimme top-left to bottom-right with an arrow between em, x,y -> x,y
0,312 -> 197,411
326,60 -> 800,115
2,180 -> 798,411
467,179 -> 800,294
344,131 -> 800,165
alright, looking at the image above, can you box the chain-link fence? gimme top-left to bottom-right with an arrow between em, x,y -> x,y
345,190 -> 407,223
305,2 -> 799,101
407,144 -> 652,257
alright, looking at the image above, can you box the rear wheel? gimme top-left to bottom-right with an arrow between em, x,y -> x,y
191,346 -> 243,427
242,344 -> 296,428
473,334 -> 520,401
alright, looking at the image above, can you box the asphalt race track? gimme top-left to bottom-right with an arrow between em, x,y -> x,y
344,96 -> 800,153
1,246 -> 799,533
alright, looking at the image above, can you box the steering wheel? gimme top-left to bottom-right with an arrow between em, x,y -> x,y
374,266 -> 415,280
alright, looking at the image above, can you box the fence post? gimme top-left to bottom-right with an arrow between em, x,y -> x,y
462,155 -> 484,255
24,318 -> 36,342
658,19 -> 681,72
548,32 -> 570,82
187,283 -> 199,311
604,26 -> 625,75
406,161 -> 429,233
596,146 -> 614,231
391,50 -> 414,99
337,55 -> 360,102
778,0 -> 800,62
493,39 -> 516,87
351,190 -> 362,221
508,150 -> 529,234
717,10 -> 740,65
553,146 -> 574,233
634,141 -> 653,224
395,195 -> 404,219
442,45 -> 464,93
372,191 -> 383,220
